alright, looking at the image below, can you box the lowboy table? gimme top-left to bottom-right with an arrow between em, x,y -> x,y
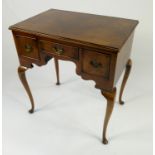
9,9 -> 138,144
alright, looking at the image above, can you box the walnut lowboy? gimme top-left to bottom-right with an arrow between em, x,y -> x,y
9,9 -> 138,144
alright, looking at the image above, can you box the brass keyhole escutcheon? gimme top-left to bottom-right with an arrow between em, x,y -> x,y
52,45 -> 64,55
90,60 -> 102,68
24,44 -> 33,53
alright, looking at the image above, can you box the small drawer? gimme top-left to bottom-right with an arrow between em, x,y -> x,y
15,35 -> 39,60
82,50 -> 111,79
39,40 -> 78,60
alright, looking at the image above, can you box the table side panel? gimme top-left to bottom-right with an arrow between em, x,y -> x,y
114,32 -> 134,85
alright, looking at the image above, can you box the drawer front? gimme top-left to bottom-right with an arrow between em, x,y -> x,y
82,50 -> 111,79
15,35 -> 39,60
39,40 -> 78,60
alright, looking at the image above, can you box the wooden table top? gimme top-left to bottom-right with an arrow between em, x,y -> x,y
9,9 -> 138,51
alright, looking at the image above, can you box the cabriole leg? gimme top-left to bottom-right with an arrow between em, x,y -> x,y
101,87 -> 116,144
119,59 -> 132,105
18,66 -> 35,113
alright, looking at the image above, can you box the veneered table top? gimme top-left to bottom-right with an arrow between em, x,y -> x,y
9,9 -> 138,51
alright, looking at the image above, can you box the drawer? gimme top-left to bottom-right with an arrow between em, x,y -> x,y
82,50 -> 111,79
15,35 -> 39,60
39,40 -> 78,60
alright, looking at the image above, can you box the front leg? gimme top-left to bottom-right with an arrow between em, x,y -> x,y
18,66 -> 35,113
101,87 -> 116,144
119,59 -> 132,105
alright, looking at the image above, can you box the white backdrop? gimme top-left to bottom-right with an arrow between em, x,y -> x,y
3,0 -> 153,155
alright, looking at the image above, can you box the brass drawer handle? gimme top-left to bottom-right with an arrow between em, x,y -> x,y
90,60 -> 102,68
24,44 -> 33,53
52,46 -> 64,55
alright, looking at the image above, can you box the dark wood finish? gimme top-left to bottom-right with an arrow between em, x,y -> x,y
15,35 -> 39,60
54,58 -> 60,85
82,50 -> 110,79
12,31 -> 52,66
9,9 -> 138,144
114,33 -> 134,85
101,87 -> 116,144
39,40 -> 79,60
119,59 -> 132,105
18,66 -> 34,113
9,9 -> 138,51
